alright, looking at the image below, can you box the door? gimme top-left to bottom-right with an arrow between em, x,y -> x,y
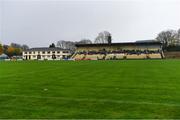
37,55 -> 41,60
52,54 -> 56,60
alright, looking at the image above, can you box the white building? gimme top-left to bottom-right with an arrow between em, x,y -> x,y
23,47 -> 71,60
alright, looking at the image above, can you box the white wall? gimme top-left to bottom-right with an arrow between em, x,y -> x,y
23,51 -> 71,60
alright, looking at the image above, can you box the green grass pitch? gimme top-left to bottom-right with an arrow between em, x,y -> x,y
1,60 -> 180,118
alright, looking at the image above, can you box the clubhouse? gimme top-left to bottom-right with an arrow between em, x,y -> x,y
23,47 -> 71,60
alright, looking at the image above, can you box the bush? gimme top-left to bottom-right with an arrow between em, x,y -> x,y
167,46 -> 180,51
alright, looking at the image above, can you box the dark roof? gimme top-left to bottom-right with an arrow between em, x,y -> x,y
75,41 -> 162,47
24,47 -> 69,52
135,40 -> 157,43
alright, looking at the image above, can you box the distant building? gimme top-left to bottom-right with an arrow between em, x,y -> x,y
23,47 -> 71,60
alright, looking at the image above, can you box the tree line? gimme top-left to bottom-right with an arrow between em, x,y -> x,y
0,43 -> 29,57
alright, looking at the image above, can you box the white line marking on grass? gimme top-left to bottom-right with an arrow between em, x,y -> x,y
0,93 -> 180,107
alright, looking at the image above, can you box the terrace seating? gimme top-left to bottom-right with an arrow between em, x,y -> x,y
105,54 -> 125,60
85,54 -> 104,60
115,54 -> 125,59
148,53 -> 162,59
105,54 -> 115,60
126,54 -> 147,59
72,50 -> 163,60
74,54 -> 85,60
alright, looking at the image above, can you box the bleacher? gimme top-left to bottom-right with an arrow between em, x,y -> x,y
126,54 -> 147,59
72,42 -> 163,60
148,53 -> 162,59
73,51 -> 163,60
85,54 -> 104,60
105,54 -> 115,60
112,54 -> 124,59
74,54 -> 85,60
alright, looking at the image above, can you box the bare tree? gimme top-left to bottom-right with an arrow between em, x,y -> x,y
56,40 -> 75,51
176,29 -> 180,40
57,40 -> 66,49
177,29 -> 180,38
10,43 -> 21,48
77,39 -> 92,44
10,43 -> 29,50
21,44 -> 29,50
94,31 -> 112,44
156,30 -> 176,49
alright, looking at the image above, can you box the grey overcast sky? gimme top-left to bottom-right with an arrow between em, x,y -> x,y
0,0 -> 180,47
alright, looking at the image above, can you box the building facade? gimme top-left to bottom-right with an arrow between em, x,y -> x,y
23,47 -> 71,60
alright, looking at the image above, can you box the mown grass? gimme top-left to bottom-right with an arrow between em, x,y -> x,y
0,60 -> 180,118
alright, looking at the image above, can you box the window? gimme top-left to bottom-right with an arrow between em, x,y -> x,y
33,52 -> 35,54
25,52 -> 27,54
57,51 -> 60,54
52,51 -> 55,54
62,55 -> 66,59
63,51 -> 69,53
42,51 -> 45,54
29,52 -> 32,54
47,51 -> 50,54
